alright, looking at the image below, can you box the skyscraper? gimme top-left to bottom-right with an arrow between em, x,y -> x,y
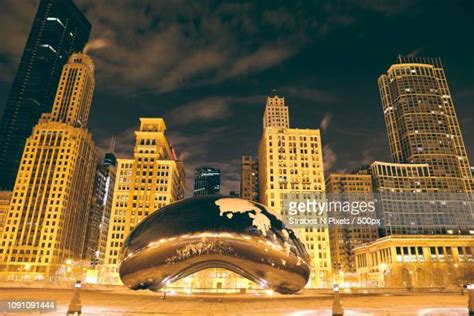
103,118 -> 185,283
378,56 -> 472,192
240,155 -> 258,201
373,56 -> 474,235
83,153 -> 117,265
0,53 -> 98,281
193,167 -> 221,196
0,0 -> 91,190
258,95 -> 331,287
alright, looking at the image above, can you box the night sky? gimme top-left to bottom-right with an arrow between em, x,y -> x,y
0,0 -> 473,195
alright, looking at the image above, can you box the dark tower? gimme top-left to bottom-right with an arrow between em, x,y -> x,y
193,167 -> 221,196
0,0 -> 91,189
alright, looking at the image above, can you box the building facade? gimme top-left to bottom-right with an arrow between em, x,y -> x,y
354,235 -> 474,288
263,94 -> 289,129
378,56 -> 472,192
103,118 -> 185,283
370,161 -> 473,236
193,167 -> 221,196
0,53 -> 98,281
326,173 -> 377,277
0,0 -> 91,190
0,192 -> 12,236
373,56 -> 474,236
83,153 -> 116,265
240,155 -> 258,201
258,95 -> 331,288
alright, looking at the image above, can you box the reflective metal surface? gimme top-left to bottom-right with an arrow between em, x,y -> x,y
119,195 -> 310,294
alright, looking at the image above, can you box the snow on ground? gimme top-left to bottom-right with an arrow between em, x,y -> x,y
0,287 -> 469,315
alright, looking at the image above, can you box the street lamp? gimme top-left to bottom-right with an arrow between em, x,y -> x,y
332,284 -> 344,316
467,284 -> 474,316
67,280 -> 82,315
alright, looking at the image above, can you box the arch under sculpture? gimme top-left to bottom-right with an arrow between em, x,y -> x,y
118,195 -> 311,294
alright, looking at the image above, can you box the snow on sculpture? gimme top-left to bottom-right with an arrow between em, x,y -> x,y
215,198 -> 272,236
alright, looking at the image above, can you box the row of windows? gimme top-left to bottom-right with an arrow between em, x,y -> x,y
357,245 -> 474,267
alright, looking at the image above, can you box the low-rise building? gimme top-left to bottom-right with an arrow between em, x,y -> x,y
354,235 -> 474,288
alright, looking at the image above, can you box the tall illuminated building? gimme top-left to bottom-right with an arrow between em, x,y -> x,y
0,0 -> 91,190
83,153 -> 116,265
373,56 -> 474,236
326,172 -> 377,275
103,118 -> 185,283
378,56 -> 472,192
240,155 -> 258,201
0,53 -> 98,281
193,167 -> 221,196
258,95 -> 331,287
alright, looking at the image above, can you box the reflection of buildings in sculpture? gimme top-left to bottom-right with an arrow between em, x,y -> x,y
0,0 -> 91,190
326,173 -> 378,277
0,53 -> 98,281
354,235 -> 474,288
171,269 -> 258,293
228,191 -> 239,197
240,155 -> 258,201
0,191 -> 12,235
103,118 -> 185,283
118,196 -> 310,294
83,153 -> 117,265
258,95 -> 331,288
193,167 -> 221,196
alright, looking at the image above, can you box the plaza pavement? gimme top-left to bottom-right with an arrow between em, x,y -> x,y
0,287 -> 470,315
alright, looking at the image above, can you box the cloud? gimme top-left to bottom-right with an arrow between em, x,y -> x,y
285,87 -> 338,104
350,0 -> 418,15
158,50 -> 226,92
166,97 -> 230,125
407,47 -> 422,57
323,144 -> 337,172
84,38 -> 110,54
74,1 -> 309,94
320,113 -> 332,132
0,0 -> 404,94
229,45 -> 295,76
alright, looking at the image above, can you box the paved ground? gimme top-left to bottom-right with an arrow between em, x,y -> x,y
0,288 -> 469,315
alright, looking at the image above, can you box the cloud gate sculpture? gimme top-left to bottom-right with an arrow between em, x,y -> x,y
118,195 -> 310,294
